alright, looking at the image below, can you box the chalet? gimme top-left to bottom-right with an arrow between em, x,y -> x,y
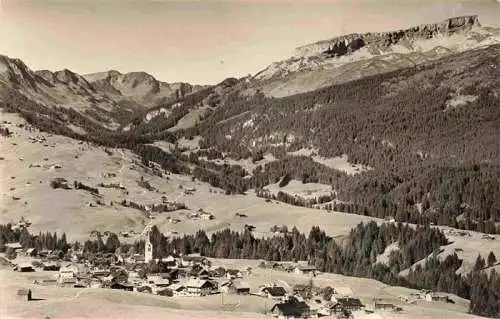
374,302 -> 398,311
42,262 -> 61,271
481,234 -> 495,241
294,265 -> 317,275
38,249 -> 51,258
16,218 -> 32,228
147,275 -> 170,288
131,254 -> 145,263
333,298 -> 363,312
244,224 -> 256,232
14,264 -> 35,272
51,177 -> 69,189
200,212 -> 215,220
59,264 -> 79,279
16,289 -> 32,301
229,281 -> 251,295
136,286 -> 153,294
6,242 -> 23,251
317,301 -> 337,316
195,268 -> 211,278
165,268 -> 180,281
161,255 -> 177,266
25,248 -> 38,257
111,282 -> 134,291
185,278 -> 217,296
181,254 -> 209,267
211,266 -> 227,277
58,277 -> 78,287
425,292 -> 450,302
187,212 -> 200,219
49,250 -> 64,260
176,267 -> 190,278
271,300 -> 311,319
263,286 -> 287,300
171,283 -> 189,296
91,269 -> 111,278
219,280 -> 232,294
226,269 -> 243,279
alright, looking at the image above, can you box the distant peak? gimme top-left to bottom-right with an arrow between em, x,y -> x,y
295,15 -> 482,58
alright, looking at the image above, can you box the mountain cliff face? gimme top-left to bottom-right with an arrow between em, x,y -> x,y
295,15 -> 480,57
252,15 -> 499,97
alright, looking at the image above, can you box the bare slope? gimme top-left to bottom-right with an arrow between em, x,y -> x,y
0,113 -> 379,241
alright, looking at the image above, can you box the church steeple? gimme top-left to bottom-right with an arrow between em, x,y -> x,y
145,230 -> 153,263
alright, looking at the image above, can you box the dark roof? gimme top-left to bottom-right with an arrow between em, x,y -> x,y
297,265 -> 316,271
264,286 -> 287,296
182,255 -> 207,262
337,298 -> 363,308
232,281 -> 250,290
271,301 -> 310,316
16,289 -> 31,296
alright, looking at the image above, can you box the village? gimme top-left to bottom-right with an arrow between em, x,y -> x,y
2,221 -> 460,319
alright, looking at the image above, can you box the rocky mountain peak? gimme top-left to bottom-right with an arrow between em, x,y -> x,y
0,55 -> 41,92
295,15 -> 481,58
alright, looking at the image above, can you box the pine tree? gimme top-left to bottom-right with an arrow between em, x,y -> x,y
487,251 -> 497,268
473,254 -> 486,271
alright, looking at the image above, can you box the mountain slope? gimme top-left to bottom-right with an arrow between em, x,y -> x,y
187,43 -> 500,232
0,56 -> 207,130
251,15 -> 500,97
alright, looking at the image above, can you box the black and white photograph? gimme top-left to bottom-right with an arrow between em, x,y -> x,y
0,0 -> 499,318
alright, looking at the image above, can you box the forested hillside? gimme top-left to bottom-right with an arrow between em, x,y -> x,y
1,45 -> 499,234
185,44 -> 500,233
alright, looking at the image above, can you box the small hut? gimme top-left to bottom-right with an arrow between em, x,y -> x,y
16,288 -> 32,301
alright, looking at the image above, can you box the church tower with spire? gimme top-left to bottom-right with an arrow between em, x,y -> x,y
145,230 -> 153,263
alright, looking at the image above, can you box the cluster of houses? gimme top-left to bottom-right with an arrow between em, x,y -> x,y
399,289 -> 452,304
265,286 -> 368,318
259,261 -> 318,276
7,241 -> 253,298
187,209 -> 215,220
5,235 -> 418,319
8,218 -> 32,231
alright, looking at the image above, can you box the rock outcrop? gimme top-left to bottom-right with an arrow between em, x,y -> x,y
295,15 -> 480,57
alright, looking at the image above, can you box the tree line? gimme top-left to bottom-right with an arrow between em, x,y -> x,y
0,224 -> 70,253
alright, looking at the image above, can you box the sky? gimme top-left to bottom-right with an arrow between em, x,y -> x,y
0,0 -> 499,84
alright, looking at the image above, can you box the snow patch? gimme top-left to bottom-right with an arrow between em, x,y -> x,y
145,108 -> 170,122
242,118 -> 254,128
376,242 -> 400,265
445,94 -> 478,111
